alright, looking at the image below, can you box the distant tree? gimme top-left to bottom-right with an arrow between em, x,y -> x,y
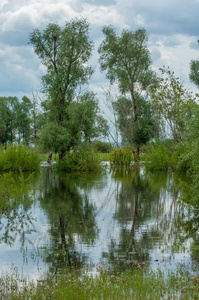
114,95 -> 155,159
98,26 -> 156,159
29,18 -> 94,159
190,39 -> 199,88
15,96 -> 33,144
0,97 -> 19,144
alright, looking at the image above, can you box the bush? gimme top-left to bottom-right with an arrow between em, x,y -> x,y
91,141 -> 112,153
144,143 -> 171,171
56,150 -> 101,172
0,144 -> 40,171
110,146 -> 134,167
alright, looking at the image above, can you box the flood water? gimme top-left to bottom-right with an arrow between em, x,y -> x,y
0,165 -> 198,281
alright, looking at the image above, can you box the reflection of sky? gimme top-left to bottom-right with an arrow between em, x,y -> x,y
0,169 -> 197,280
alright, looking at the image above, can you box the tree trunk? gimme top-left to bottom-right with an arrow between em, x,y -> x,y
59,151 -> 65,161
47,152 -> 53,163
135,147 -> 140,162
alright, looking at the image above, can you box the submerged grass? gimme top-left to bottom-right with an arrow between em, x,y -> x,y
1,268 -> 199,300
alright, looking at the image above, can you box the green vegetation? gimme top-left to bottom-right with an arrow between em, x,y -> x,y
91,141 -> 112,153
1,18 -> 199,299
0,144 -> 40,171
29,19 -> 107,160
143,142 -> 171,171
1,268 -> 198,300
110,146 -> 134,167
56,150 -> 102,172
190,39 -> 199,88
98,27 -> 156,160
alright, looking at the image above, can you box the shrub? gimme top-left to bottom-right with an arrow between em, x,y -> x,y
91,141 -> 112,153
56,150 -> 101,172
144,143 -> 171,171
110,146 -> 134,167
0,144 -> 40,171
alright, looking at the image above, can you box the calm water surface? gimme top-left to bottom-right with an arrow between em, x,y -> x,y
0,165 -> 198,280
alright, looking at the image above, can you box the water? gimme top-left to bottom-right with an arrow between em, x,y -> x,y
0,165 -> 198,280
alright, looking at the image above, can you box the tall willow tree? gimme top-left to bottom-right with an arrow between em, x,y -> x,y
98,26 -> 156,159
29,18 -> 94,159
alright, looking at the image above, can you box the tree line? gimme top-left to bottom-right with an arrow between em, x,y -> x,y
0,18 -> 199,160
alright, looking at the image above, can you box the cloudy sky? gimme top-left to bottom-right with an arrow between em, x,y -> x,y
0,0 -> 199,101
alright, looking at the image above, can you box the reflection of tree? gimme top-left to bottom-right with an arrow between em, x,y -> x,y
174,173 -> 199,262
0,172 -> 38,247
38,169 -> 99,273
104,168 -> 183,267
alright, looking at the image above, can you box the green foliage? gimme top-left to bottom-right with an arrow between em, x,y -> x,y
0,144 -> 40,171
91,141 -> 112,153
98,27 -> 154,94
144,143 -> 171,171
114,96 -> 155,147
98,27 -> 156,154
175,103 -> 199,206
0,96 -> 19,144
29,19 -> 102,158
110,146 -> 134,167
56,150 -> 102,172
0,95 -> 42,145
151,66 -> 195,142
190,39 -> 199,88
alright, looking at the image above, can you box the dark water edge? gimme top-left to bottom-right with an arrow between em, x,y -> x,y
0,165 -> 198,281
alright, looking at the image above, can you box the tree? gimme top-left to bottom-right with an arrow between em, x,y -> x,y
114,95 -> 155,151
98,26 -> 156,159
29,18 -> 94,159
15,96 -> 33,144
151,66 -> 195,143
0,97 -> 19,145
190,39 -> 199,88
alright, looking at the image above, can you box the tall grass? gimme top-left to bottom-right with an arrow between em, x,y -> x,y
110,146 -> 134,167
0,144 -> 40,171
1,268 -> 198,299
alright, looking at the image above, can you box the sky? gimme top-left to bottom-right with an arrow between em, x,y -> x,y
0,0 -> 199,101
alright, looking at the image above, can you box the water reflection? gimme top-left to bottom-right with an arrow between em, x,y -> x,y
37,169 -> 100,273
0,167 -> 198,278
105,169 -> 182,269
0,172 -> 38,248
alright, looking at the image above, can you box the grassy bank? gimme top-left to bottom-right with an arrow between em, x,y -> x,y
1,268 -> 198,299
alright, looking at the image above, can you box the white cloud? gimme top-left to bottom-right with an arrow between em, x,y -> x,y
0,0 -> 198,97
